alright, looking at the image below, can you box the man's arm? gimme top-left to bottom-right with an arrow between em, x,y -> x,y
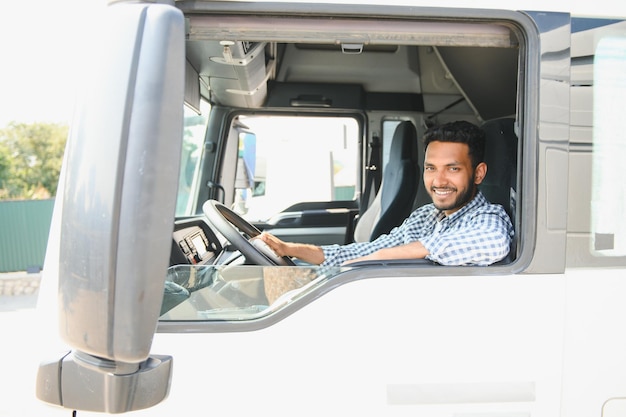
258,232 -> 325,265
343,241 -> 430,265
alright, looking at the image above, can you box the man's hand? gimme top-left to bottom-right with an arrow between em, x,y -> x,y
257,232 -> 289,257
257,232 -> 326,265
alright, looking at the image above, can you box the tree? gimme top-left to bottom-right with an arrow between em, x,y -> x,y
0,122 -> 68,200
0,141 -> 12,196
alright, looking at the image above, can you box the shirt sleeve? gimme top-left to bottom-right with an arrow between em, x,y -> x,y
420,209 -> 513,266
321,221 -> 417,266
321,205 -> 433,266
321,234 -> 396,266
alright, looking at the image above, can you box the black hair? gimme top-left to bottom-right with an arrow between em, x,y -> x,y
423,120 -> 486,169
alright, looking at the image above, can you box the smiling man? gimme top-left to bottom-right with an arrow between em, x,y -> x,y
259,120 -> 514,266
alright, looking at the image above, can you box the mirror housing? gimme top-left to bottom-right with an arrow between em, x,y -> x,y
36,1 -> 184,412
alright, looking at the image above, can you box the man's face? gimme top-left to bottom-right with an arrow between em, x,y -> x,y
423,141 -> 487,215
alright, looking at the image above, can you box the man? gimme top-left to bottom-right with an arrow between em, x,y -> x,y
259,120 -> 514,266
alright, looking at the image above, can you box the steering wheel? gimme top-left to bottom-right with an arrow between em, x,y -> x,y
202,200 -> 295,266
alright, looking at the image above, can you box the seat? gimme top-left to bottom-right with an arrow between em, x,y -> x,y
479,117 -> 518,263
479,118 -> 518,221
353,121 -> 419,242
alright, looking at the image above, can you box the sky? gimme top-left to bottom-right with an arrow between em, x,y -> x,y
1,0 -> 625,128
0,0 -> 105,127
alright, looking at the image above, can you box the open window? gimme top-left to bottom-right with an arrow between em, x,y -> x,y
161,6 -> 548,326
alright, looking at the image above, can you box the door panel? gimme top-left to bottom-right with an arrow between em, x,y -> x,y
152,274 -> 565,416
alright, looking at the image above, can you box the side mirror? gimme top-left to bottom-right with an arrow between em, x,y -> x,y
36,2 -> 184,413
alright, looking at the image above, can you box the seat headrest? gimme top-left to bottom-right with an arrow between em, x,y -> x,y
388,121 -> 418,163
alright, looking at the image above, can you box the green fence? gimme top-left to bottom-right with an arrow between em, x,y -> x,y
334,186 -> 356,200
0,199 -> 54,273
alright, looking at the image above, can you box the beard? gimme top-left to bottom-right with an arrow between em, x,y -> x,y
430,175 -> 477,212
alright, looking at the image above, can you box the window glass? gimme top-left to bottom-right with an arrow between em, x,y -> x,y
591,35 -> 626,257
176,101 -> 210,217
160,264 -> 342,321
233,115 -> 359,221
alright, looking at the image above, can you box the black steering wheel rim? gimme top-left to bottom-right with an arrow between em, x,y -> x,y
202,200 -> 294,266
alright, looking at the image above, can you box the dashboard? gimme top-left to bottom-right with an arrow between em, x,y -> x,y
170,218 -> 221,265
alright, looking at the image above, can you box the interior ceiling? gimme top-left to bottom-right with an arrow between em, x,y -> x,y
186,37 -> 519,120
274,44 -> 422,94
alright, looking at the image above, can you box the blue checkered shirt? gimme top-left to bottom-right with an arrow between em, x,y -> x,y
322,192 -> 513,266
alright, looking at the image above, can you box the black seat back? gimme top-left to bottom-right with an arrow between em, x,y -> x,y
480,117 -> 518,262
354,121 -> 419,242
480,118 -> 518,221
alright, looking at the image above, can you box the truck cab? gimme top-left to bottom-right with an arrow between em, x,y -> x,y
34,1 -> 626,416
